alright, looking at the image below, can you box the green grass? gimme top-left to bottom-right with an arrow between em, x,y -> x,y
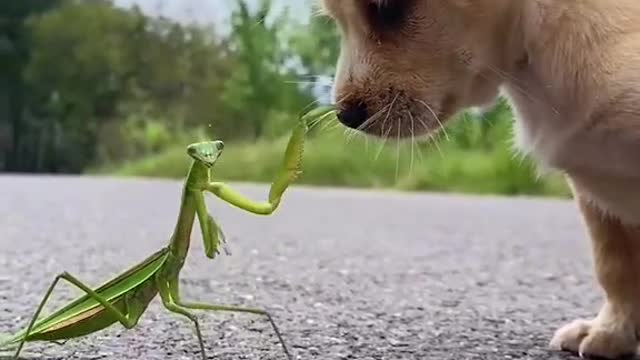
94,100 -> 573,198
96,118 -> 572,198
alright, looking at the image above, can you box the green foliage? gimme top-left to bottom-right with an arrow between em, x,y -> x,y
24,0 -> 143,171
95,111 -> 194,167
101,105 -> 572,198
5,0 -> 234,171
0,0 -> 61,171
289,11 -> 341,78
221,0 -> 314,139
447,98 -> 514,151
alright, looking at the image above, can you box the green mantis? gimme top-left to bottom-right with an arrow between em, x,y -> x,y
0,106 -> 337,360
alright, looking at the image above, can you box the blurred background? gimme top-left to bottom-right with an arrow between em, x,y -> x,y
0,0 -> 571,198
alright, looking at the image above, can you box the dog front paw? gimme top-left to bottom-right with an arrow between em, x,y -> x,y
550,316 -> 637,359
550,319 -> 592,354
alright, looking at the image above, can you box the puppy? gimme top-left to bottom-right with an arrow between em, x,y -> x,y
318,0 -> 640,358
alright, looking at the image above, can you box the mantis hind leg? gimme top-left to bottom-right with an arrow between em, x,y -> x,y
167,279 -> 293,360
13,272 -> 139,360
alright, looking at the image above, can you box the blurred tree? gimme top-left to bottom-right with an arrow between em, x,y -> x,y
24,0 -> 146,171
0,0 -> 348,173
0,0 -> 61,171
289,12 -> 340,78
130,18 -> 232,131
19,0 -> 232,170
222,0 -> 314,139
286,9 -> 341,137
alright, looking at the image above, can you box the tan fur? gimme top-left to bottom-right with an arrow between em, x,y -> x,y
319,0 -> 640,358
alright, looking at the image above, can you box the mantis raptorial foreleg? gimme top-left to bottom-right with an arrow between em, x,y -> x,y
205,182 -> 279,215
194,190 -> 230,258
203,109 -> 326,216
13,272 -> 139,358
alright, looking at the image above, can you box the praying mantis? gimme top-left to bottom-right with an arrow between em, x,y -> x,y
0,106 -> 337,360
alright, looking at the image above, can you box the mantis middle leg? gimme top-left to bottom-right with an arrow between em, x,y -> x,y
164,277 -> 293,360
156,276 -> 208,360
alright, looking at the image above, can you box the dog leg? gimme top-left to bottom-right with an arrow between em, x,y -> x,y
550,180 -> 640,358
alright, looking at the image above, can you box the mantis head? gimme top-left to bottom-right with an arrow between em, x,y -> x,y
187,141 -> 224,168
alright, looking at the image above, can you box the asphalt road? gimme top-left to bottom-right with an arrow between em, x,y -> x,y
0,175 -> 607,360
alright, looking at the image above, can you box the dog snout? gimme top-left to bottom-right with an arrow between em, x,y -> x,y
337,101 -> 369,129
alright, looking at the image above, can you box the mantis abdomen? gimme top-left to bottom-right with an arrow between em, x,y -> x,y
28,280 -> 159,342
3,248 -> 169,346
26,298 -> 129,341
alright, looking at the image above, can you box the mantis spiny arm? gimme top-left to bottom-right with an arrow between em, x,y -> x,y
193,190 -> 229,259
205,106 -> 336,215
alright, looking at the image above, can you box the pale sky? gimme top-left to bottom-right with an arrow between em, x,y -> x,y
112,0 -> 313,30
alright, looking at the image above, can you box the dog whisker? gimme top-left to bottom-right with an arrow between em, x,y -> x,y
319,117 -> 339,133
484,65 -> 561,118
346,109 -> 380,144
414,113 -> 443,158
395,112 -> 402,181
344,104 -> 390,150
403,110 -> 413,176
301,98 -> 321,115
335,92 -> 354,107
353,103 -> 390,136
328,121 -> 342,131
375,93 -> 401,161
315,91 -> 353,134
309,109 -> 339,131
417,99 -> 450,141
407,110 -> 421,174
343,128 -> 358,144
375,117 -> 394,162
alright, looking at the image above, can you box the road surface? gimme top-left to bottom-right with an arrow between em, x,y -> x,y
0,175 -> 602,359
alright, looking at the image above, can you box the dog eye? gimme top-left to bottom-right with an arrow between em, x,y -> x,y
366,0 -> 409,32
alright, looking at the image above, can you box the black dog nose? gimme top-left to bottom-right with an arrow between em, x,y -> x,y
337,102 -> 368,129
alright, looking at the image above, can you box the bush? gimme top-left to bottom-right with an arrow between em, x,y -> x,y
97,102 -> 572,198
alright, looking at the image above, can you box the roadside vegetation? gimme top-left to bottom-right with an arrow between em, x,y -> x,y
3,0 -> 571,198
